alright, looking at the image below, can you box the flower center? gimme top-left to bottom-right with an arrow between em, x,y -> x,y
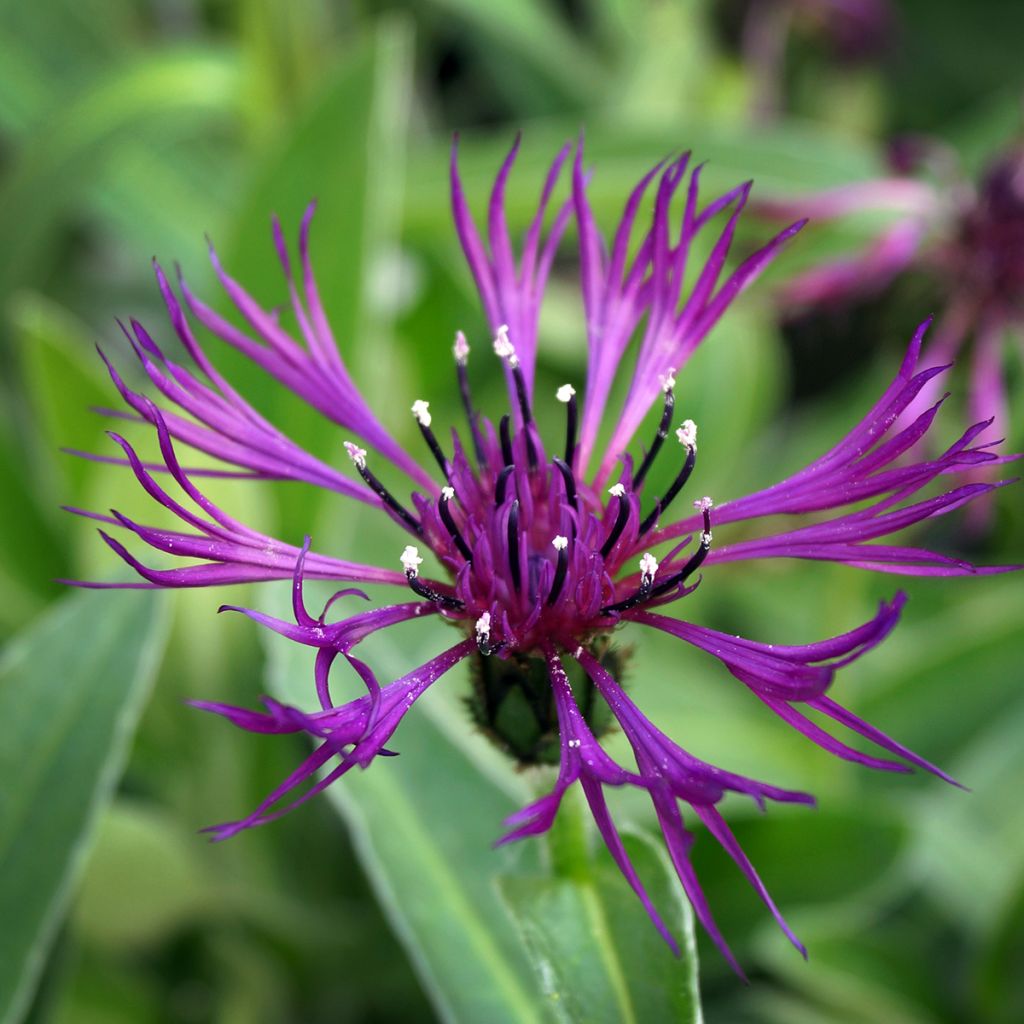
344,326 -> 714,662
953,146 -> 1024,312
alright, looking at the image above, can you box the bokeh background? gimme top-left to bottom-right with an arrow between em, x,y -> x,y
1,1 -> 1023,1022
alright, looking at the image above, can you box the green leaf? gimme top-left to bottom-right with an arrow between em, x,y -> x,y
70,799 -> 213,952
500,829 -> 703,1024
0,46 -> 239,306
909,699 -> 1024,936
10,293 -> 111,501
264,602 -> 544,1024
0,588 -> 169,1024
217,17 -> 414,533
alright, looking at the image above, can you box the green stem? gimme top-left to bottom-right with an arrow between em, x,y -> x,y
544,780 -> 591,883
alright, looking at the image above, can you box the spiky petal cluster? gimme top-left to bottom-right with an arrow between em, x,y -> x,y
71,138 -> 1015,971
758,143 -> 1024,452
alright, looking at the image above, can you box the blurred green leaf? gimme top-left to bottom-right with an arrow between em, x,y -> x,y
0,46 -> 239,306
265,599 -> 544,1023
500,828 -> 702,1024
909,699 -> 1024,936
0,421 -> 64,631
10,293 -> 110,501
0,0 -> 143,137
71,799 -> 212,951
752,905 -> 943,1024
217,17 -> 413,533
0,588 -> 169,1024
237,0 -> 337,136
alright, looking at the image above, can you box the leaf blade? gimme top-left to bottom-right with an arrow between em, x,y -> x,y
0,589 -> 169,1024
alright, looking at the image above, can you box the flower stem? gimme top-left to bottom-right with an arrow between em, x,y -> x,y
545,783 -> 591,883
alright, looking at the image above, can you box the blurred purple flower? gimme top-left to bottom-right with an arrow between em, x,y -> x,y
759,142 -> 1024,451
71,137 -> 1015,972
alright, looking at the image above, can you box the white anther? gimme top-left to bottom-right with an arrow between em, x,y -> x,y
552,535 -> 569,551
453,330 -> 470,365
608,483 -> 626,498
659,367 -> 677,392
400,545 -> 423,577
475,611 -> 491,642
567,738 -> 582,749
493,324 -> 517,365
411,399 -> 432,427
556,384 -> 576,403
639,552 -> 659,583
441,486 -> 455,501
702,531 -> 713,545
694,495 -> 714,512
676,419 -> 697,450
344,441 -> 367,469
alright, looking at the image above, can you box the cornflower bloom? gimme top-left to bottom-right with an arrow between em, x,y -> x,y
759,141 -> 1024,449
71,137 -> 1014,973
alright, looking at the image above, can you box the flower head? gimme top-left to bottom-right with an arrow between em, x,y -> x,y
759,141 -> 1024,455
71,137 -> 1016,972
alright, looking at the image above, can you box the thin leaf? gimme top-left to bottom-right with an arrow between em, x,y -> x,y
0,589 -> 169,1024
500,829 -> 703,1024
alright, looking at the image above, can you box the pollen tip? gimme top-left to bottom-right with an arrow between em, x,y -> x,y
694,495 -> 714,511
608,483 -> 626,498
676,419 -> 698,450
493,324 -> 517,363
411,399 -> 432,427
400,545 -> 423,577
556,384 -> 576,403
659,367 -> 677,392
552,535 -> 569,550
441,486 -> 455,501
343,441 -> 367,469
453,330 -> 470,364
639,551 -> 659,581
475,611 -> 491,641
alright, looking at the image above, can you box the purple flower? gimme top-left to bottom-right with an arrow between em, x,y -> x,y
71,138 -> 1014,973
759,142 -> 1024,457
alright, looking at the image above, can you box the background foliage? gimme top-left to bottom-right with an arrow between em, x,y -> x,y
0,1 -> 1022,1021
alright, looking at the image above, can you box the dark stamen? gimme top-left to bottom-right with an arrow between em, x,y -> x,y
494,465 -> 515,506
647,505 -> 712,600
347,445 -> 423,537
499,415 -> 514,468
405,571 -> 464,610
600,489 -> 631,558
510,363 -> 538,471
412,404 -> 450,480
560,387 -> 578,467
507,499 -> 522,591
454,334 -> 486,464
639,443 -> 696,535
547,540 -> 569,605
602,505 -> 712,615
438,490 -> 473,561
477,636 -> 502,656
552,456 -> 578,511
633,385 -> 675,490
